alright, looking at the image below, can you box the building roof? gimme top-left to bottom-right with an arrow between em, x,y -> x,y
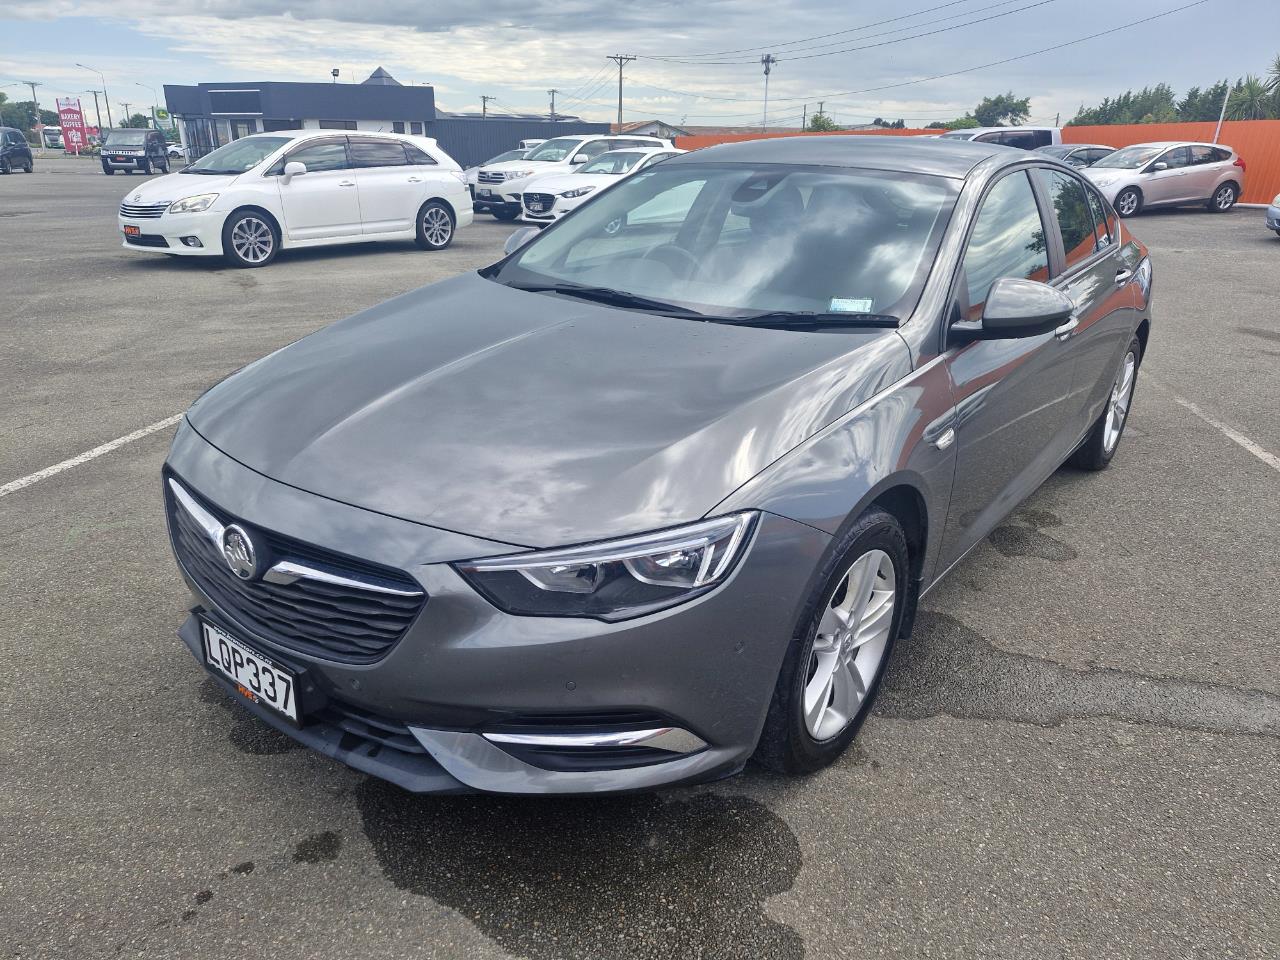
362,67 -> 402,86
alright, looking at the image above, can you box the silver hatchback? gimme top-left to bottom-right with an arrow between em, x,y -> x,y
1084,141 -> 1245,217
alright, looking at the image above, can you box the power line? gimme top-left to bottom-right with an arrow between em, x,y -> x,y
628,0 -> 1212,105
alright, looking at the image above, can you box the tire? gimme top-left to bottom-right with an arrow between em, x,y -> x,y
1069,335 -> 1141,471
102,164 -> 114,175
1207,182 -> 1237,213
755,507 -> 910,775
140,160 -> 152,175
0,157 -> 10,175
414,200 -> 456,250
158,158 -> 170,174
492,205 -> 520,222
22,158 -> 33,173
1114,187 -> 1142,218
221,210 -> 279,268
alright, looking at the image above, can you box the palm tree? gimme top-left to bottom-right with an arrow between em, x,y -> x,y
1266,54 -> 1280,115
1226,74 -> 1274,120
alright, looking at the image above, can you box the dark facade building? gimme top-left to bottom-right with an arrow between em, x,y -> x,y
165,69 -> 609,167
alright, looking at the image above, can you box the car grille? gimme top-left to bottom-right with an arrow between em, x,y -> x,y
320,699 -> 427,756
125,233 -> 170,248
522,192 -> 554,212
119,201 -> 169,219
165,475 -> 426,663
478,171 -> 505,184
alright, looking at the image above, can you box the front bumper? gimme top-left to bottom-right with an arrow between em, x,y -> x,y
166,420 -> 830,794
1266,204 -> 1280,231
118,211 -> 224,256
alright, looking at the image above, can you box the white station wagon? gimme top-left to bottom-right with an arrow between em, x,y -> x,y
116,130 -> 472,267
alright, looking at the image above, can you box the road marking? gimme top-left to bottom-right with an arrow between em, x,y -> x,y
1150,382 -> 1280,475
0,415 -> 183,499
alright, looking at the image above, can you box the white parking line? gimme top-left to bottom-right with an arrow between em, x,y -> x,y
0,415 -> 183,499
1149,381 -> 1280,475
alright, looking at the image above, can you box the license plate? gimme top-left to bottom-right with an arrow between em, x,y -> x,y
114,156 -> 129,162
478,188 -> 493,198
123,225 -> 140,237
202,621 -> 297,721
529,203 -> 545,212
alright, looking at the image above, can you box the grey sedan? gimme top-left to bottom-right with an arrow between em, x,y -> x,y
1035,143 -> 1115,167
165,136 -> 1153,794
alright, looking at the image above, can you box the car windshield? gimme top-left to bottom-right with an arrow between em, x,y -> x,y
486,149 -> 527,165
1091,145 -> 1164,169
491,163 -> 958,323
524,138 -> 586,162
104,130 -> 149,146
1036,145 -> 1074,158
939,131 -> 976,140
183,136 -> 292,175
579,152 -> 647,175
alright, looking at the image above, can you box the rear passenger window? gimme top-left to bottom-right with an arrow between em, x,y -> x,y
1039,169 -> 1099,270
1190,146 -> 1217,166
350,140 -> 408,168
960,171 -> 1049,320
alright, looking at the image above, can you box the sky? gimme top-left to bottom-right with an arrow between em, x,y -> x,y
3,0 -> 1277,129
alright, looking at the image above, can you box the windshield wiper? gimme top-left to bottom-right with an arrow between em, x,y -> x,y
713,311 -> 899,329
182,168 -> 238,175
507,282 -> 710,318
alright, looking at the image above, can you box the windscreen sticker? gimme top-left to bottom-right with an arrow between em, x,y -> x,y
829,298 -> 874,314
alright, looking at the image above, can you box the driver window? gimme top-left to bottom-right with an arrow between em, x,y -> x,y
282,141 -> 348,173
959,171 -> 1049,321
574,140 -> 612,163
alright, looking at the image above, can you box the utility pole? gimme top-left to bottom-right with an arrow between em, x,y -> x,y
1213,81 -> 1231,143
85,90 -> 103,132
548,88 -> 559,122
760,54 -> 777,131
76,63 -> 112,127
1054,111 -> 1060,126
801,103 -> 807,130
481,95 -> 495,118
607,54 -> 636,130
23,80 -> 42,116
121,101 -> 133,125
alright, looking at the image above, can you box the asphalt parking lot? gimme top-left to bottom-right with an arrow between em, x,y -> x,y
2,160 -> 1277,960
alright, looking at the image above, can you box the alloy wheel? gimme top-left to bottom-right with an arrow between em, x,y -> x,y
1116,191 -> 1139,216
803,549 -> 896,741
1103,350 -> 1137,453
422,206 -> 453,246
1214,185 -> 1235,210
230,217 -> 273,264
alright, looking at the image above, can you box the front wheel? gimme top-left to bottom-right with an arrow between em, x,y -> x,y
415,201 -> 455,250
1208,182 -> 1237,213
102,164 -> 115,175
1114,187 -> 1142,218
158,158 -> 170,174
221,211 -> 278,268
1070,336 -> 1141,471
0,157 -> 10,175
755,507 -> 909,775
22,158 -> 33,173
140,160 -> 152,175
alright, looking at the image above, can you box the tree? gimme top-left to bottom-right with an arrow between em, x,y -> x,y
925,121 -> 949,129
806,111 -> 839,132
1226,74 -> 1273,119
122,113 -> 152,129
944,115 -> 979,130
972,92 -> 1030,127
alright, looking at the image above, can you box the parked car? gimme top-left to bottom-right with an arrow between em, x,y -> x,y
101,128 -> 171,175
520,147 -> 685,223
938,126 -> 1062,149
1035,143 -> 1115,167
0,126 -> 34,174
518,139 -> 546,151
1084,141 -> 1245,217
475,135 -> 674,220
163,135 -> 1153,795
116,130 -> 471,267
167,143 -> 187,160
465,148 -> 528,201
1267,192 -> 1280,237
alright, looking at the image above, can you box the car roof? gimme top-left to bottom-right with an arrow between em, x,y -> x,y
664,134 -> 1019,179
598,147 -> 682,156
1117,141 -> 1232,149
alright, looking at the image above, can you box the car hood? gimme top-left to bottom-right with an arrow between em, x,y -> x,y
122,171 -> 241,204
482,160 -> 560,174
187,272 -> 910,548
526,173 -> 618,194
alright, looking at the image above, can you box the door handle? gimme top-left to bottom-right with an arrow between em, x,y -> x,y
1114,268 -> 1133,285
1054,317 -> 1080,341
338,180 -> 356,187
407,176 -> 423,183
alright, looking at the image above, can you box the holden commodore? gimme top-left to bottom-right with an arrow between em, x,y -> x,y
165,136 -> 1152,794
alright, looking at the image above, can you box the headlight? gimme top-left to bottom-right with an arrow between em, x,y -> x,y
456,512 -> 757,620
168,193 -> 218,214
1273,193 -> 1280,206
560,186 -> 596,199
505,169 -> 535,180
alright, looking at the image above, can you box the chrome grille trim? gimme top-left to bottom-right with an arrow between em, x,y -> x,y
119,201 -> 170,219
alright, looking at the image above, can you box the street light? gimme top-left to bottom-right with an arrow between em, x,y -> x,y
75,63 -> 113,127
136,81 -> 160,128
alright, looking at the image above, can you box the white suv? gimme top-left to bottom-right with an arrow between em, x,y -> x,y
475,135 -> 673,220
116,130 -> 471,267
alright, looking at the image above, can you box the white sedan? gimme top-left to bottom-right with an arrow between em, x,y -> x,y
117,130 -> 472,267
520,148 -> 685,224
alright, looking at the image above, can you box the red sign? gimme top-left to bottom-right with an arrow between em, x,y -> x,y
56,97 -> 88,153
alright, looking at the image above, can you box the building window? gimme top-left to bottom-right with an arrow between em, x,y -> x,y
263,119 -> 300,132
392,121 -> 405,134
318,120 -> 357,130
410,121 -> 423,135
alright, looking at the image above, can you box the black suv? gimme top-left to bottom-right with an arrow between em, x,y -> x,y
0,127 -> 34,174
101,128 -> 170,175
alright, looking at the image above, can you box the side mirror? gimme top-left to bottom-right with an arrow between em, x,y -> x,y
570,153 -> 589,164
282,160 -> 307,184
503,226 -> 540,256
1151,161 -> 1168,172
979,278 -> 1074,339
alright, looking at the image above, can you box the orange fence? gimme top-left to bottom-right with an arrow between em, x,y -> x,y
675,119 -> 1280,205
